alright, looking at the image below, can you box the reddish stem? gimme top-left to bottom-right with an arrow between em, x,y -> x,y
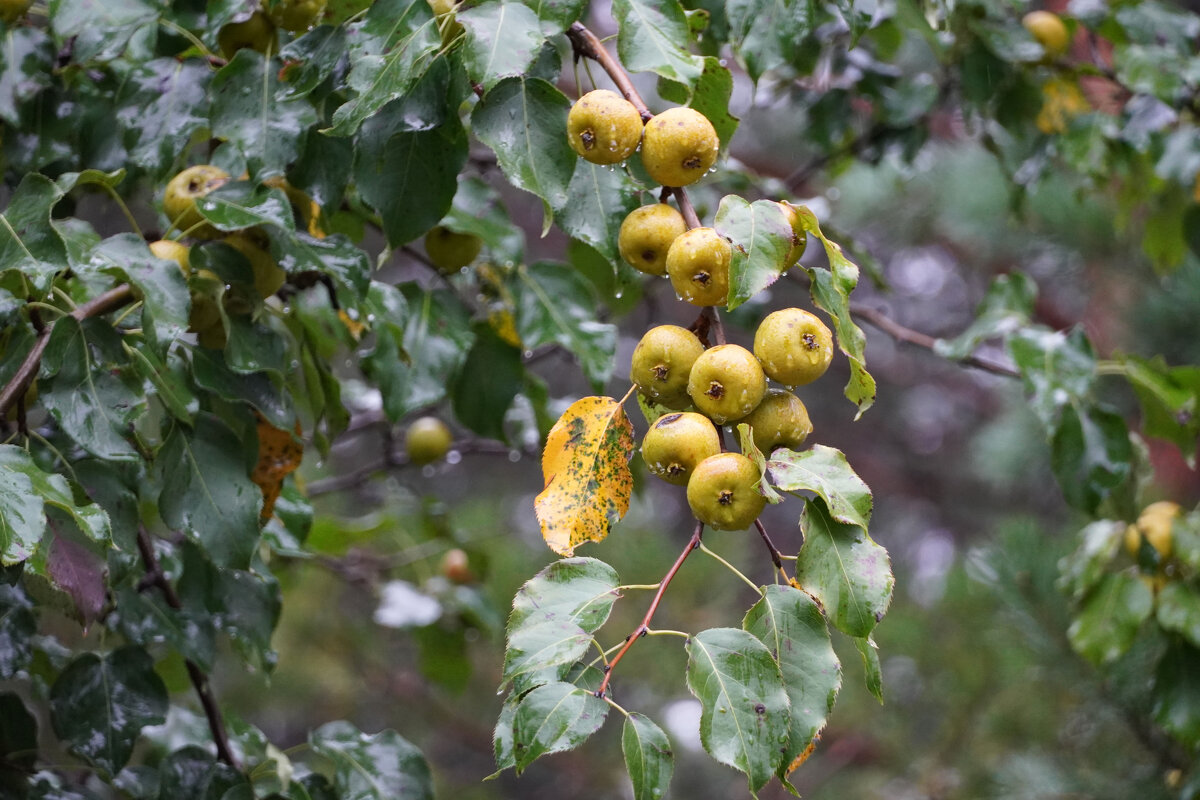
754,519 -> 784,572
596,522 -> 703,698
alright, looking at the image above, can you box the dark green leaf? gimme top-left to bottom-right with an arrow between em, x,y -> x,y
0,692 -> 37,771
743,585 -> 840,786
520,0 -> 586,32
274,234 -> 371,302
191,348 -> 294,429
50,0 -> 158,61
621,713 -> 673,800
934,273 -> 1036,361
279,25 -> 349,99
1067,571 -> 1153,665
555,161 -> 640,271
85,234 -> 190,354
1008,326 -> 1096,428
116,59 -> 211,179
767,445 -> 873,532
460,2 -> 547,91
0,28 -> 55,126
512,681 -> 609,772
854,635 -> 883,703
1154,639 -> 1200,748
441,177 -> 525,265
49,646 -> 168,776
0,173 -> 68,297
795,498 -> 893,638
492,691 -> 520,773
451,322 -> 524,441
309,721 -> 433,800
0,445 -> 46,565
1121,355 -> 1200,467
157,415 -> 262,569
685,627 -> 790,794
177,544 -> 280,672
0,583 -> 35,677
1049,403 -> 1132,515
1057,520 -> 1124,601
195,183 -> 296,233
127,345 -> 198,425
1156,582 -> 1200,649
115,586 -> 217,672
0,443 -> 111,555
156,745 -> 249,800
725,0 -> 812,82
658,56 -> 739,148
714,195 -> 793,310
613,0 -> 705,87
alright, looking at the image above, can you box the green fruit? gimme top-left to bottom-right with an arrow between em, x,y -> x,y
424,225 -> 482,272
753,307 -> 834,387
149,240 -> 191,274
224,231 -> 285,299
1022,10 -> 1069,59
686,453 -> 766,531
188,269 -> 225,334
687,344 -> 767,424
426,0 -> 464,44
163,165 -> 231,239
640,107 -> 719,187
217,11 -> 276,58
631,325 -> 705,410
0,0 -> 32,24
776,202 -> 808,270
618,204 -> 687,276
566,90 -> 644,165
268,0 -> 326,32
641,412 -> 721,486
406,417 -> 453,465
742,389 -> 812,454
666,227 -> 731,307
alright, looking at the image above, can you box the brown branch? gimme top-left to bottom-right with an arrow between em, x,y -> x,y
596,522 -> 703,698
566,23 -> 652,121
671,187 -> 702,229
1,284 -> 137,418
136,529 -> 239,770
754,519 -> 784,572
848,301 -> 1020,378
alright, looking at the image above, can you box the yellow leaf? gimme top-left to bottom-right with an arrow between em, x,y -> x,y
251,414 -> 304,524
535,396 -> 635,556
1036,76 -> 1090,134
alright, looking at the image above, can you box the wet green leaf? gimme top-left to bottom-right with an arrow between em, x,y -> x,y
451,322 -> 524,441
0,583 -> 35,677
768,445 -> 873,532
460,2 -> 547,91
1154,638 -> 1200,748
555,161 -> 640,273
714,195 -> 793,311
115,58 -> 211,179
0,173 -> 68,297
725,0 -> 813,82
1067,571 -> 1153,665
512,681 -> 609,772
622,713 -> 673,800
934,273 -> 1036,361
613,0 -> 705,87
309,720 -> 433,800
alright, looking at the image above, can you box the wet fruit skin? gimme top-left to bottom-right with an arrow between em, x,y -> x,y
1124,500 -> 1180,559
687,452 -> 766,531
666,227 -> 731,307
687,344 -> 767,424
631,325 -> 705,410
1022,10 -> 1069,58
742,389 -> 812,454
641,412 -> 722,486
753,307 -> 834,387
163,165 -> 231,239
406,417 -> 454,465
618,204 -> 688,276
424,225 -> 482,272
224,231 -> 286,299
567,90 -> 644,165
149,240 -> 191,274
268,0 -> 326,32
0,0 -> 33,25
776,202 -> 808,270
640,107 -> 719,187
217,11 -> 276,57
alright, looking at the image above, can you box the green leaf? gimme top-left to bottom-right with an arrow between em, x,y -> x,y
191,348 -> 294,430
735,422 -> 782,504
714,195 -> 793,310
621,713 -> 673,800
613,0 -> 705,87
509,262 -> 617,390
195,183 -> 296,233
126,344 -> 198,425
210,50 -> 319,179
1008,326 -> 1097,429
279,25 -> 350,98
512,681 -> 609,772
492,691 -> 520,773
658,56 -> 740,148
49,646 -> 168,776
555,161 -> 640,272
49,0 -> 159,61
520,0 -> 586,32
440,176 -> 525,265
114,586 -> 217,672
0,446 -> 111,555
274,234 -> 372,302
725,0 -> 813,82
0,446 -> 45,565
1154,639 -> 1200,749
0,28 -> 55,126
0,583 -> 35,677
472,77 -> 576,220
85,234 -> 190,354
40,317 -> 143,461
0,173 -> 68,297
451,322 -> 524,441
767,445 -> 873,532
934,273 -> 1036,361
853,635 -> 883,703
1049,403 -> 1133,515
156,745 -> 249,799
157,415 -> 263,569
460,2 -> 547,91
795,498 -> 893,638
1057,520 -> 1125,601
1066,571 -> 1153,665
325,0 -> 442,137
309,720 -> 433,800
1120,355 -> 1200,467
685,627 -> 790,794
792,207 -> 875,416
1156,582 -> 1200,649
0,692 -> 37,773
115,58 -> 211,179
743,585 -> 840,785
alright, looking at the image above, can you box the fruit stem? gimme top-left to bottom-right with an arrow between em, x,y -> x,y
671,187 -> 702,230
754,518 -> 786,573
698,541 -> 759,592
566,23 -> 652,121
595,521 -> 703,698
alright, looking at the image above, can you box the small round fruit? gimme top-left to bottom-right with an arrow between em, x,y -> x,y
1022,10 -> 1069,59
753,308 -> 834,387
566,90 -> 644,165
149,240 -> 191,274
224,231 -> 285,299
440,548 -> 474,584
742,389 -> 812,454
427,0 -> 464,44
641,107 -> 719,187
775,202 -> 808,270
1125,501 -> 1181,559
641,412 -> 721,486
618,204 -> 688,276
268,0 -> 326,32
164,165 -> 231,239
666,227 -> 731,307
217,11 -> 276,58
424,226 -> 482,272
630,325 -> 705,410
406,417 -> 453,465
687,344 -> 767,424
0,0 -> 32,24
188,269 -> 225,333
686,453 -> 766,531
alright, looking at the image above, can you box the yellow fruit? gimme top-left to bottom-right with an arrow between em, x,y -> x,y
666,227 -> 731,307
742,389 -> 812,454
217,11 -> 276,58
641,412 -> 722,486
618,204 -> 688,276
427,0 -> 464,44
163,165 -> 231,239
406,417 -> 453,465
753,308 -> 834,387
0,0 -> 32,25
630,325 -> 705,410
424,225 -> 482,272
224,231 -> 286,299
1022,10 -> 1070,59
188,269 -> 225,334
149,240 -> 191,274
776,202 -> 808,270
640,107 -> 719,187
1035,76 -> 1089,134
268,0 -> 326,32
1125,501 -> 1181,559
687,344 -> 767,424
686,452 -> 766,531
566,90 -> 644,165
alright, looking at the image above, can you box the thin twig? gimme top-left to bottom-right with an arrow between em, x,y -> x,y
671,187 -> 702,229
566,23 -> 652,120
595,522 -> 703,698
754,519 -> 785,572
136,529 -> 239,769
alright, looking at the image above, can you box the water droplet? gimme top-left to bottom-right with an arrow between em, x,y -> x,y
446,450 -> 462,465
508,450 -> 521,462
421,464 -> 436,477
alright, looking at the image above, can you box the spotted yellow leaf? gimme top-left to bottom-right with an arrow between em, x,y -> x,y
251,414 -> 304,524
536,396 -> 634,556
